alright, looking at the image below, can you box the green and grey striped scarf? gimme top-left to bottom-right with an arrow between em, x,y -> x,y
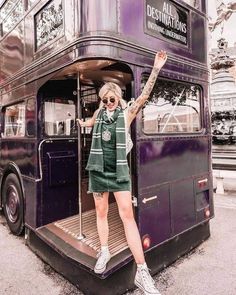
86,106 -> 129,183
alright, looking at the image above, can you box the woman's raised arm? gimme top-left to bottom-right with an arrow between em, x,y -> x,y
127,50 -> 167,126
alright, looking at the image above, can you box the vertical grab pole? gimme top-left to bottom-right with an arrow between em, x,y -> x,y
77,72 -> 85,240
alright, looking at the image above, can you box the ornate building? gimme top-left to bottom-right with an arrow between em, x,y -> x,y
210,38 -> 236,144
211,38 -> 236,111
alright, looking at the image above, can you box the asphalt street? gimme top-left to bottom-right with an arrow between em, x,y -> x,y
0,192 -> 236,295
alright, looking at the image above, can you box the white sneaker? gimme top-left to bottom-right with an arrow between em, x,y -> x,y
134,264 -> 161,295
94,249 -> 111,274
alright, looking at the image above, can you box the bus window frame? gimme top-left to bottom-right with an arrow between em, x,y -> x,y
33,0 -> 65,53
42,96 -> 77,138
25,97 -> 36,138
2,100 -> 27,138
141,76 -> 204,136
0,0 -> 25,38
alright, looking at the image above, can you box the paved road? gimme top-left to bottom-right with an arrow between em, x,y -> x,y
0,212 -> 80,295
1,193 -> 236,295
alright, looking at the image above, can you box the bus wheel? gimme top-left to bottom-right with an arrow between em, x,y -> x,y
2,174 -> 24,236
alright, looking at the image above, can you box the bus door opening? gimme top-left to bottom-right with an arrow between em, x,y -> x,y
34,61 -> 138,274
75,72 -> 134,260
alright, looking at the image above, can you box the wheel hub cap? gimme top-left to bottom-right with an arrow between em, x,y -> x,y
6,185 -> 20,223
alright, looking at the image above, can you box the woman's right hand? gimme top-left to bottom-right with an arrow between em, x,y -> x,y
154,50 -> 167,69
77,119 -> 86,127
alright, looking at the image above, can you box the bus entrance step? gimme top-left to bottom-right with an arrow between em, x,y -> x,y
26,221 -> 210,295
26,228 -> 135,295
53,202 -> 128,257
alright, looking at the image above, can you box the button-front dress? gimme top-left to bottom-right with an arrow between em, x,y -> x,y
89,113 -> 131,193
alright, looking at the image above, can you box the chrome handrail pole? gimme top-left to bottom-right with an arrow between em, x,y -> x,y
77,72 -> 85,240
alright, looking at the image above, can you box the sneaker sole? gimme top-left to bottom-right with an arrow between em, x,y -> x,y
94,256 -> 111,274
134,279 -> 161,295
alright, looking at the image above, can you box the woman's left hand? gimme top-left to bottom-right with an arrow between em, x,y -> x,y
154,50 -> 167,69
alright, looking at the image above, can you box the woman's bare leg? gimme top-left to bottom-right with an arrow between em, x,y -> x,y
114,192 -> 161,293
93,192 -> 109,246
114,191 -> 145,264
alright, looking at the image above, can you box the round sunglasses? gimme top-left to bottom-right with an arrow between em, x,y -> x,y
102,97 -> 116,104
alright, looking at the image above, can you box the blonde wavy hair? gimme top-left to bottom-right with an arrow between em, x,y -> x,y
98,82 -> 127,110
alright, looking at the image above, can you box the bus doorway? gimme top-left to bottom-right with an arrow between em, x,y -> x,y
27,60 -> 136,289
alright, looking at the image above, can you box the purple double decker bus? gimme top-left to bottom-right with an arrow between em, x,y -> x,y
0,0 -> 212,294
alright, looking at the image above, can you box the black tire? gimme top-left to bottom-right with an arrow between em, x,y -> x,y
2,173 -> 24,235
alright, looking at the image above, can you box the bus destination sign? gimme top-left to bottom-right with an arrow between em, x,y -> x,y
145,0 -> 188,46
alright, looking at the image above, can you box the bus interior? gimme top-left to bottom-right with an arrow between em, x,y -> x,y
32,59 -> 136,277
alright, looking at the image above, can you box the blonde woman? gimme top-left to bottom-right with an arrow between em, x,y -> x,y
78,51 -> 167,295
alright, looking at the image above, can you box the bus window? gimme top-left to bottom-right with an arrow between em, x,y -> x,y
44,98 -> 76,136
35,0 -> 63,50
3,103 -> 26,137
0,0 -> 24,37
142,79 -> 201,134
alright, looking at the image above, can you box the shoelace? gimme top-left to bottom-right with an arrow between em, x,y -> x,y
139,268 -> 156,289
96,250 -> 109,266
96,250 -> 102,258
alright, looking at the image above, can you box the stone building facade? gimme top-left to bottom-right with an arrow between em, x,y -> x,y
210,38 -> 236,144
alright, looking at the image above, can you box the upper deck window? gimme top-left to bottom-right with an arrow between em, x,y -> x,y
35,0 -> 63,50
0,0 -> 24,36
44,98 -> 76,137
142,78 -> 201,134
0,0 -> 15,20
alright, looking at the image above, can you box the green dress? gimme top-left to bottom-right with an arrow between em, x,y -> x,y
89,119 -> 131,192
